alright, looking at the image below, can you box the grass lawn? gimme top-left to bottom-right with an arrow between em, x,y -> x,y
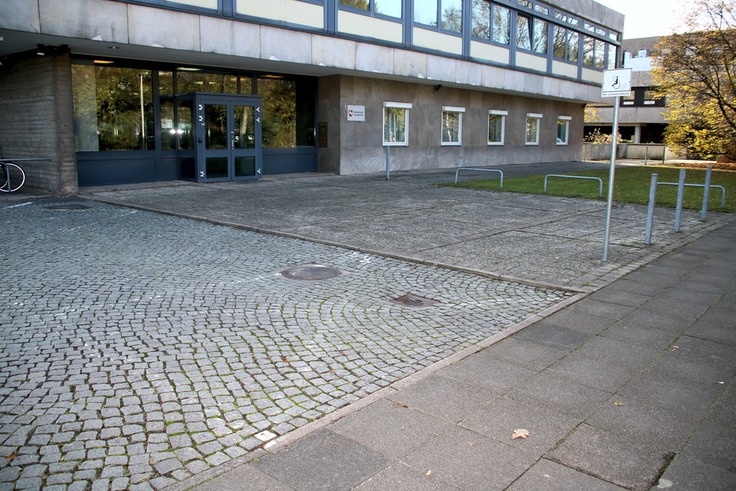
448,165 -> 736,212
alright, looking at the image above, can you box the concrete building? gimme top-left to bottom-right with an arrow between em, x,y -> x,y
585,36 -> 667,144
0,0 -> 623,195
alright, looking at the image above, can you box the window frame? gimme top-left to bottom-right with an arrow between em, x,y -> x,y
383,101 -> 412,146
441,106 -> 465,146
556,116 -> 571,145
525,113 -> 542,145
488,109 -> 507,146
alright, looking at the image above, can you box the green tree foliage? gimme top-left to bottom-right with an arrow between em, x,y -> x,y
652,0 -> 736,160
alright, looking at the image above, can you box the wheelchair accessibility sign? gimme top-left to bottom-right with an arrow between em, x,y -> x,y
601,68 -> 632,97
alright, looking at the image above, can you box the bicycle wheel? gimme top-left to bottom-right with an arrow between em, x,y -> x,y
0,163 -> 26,193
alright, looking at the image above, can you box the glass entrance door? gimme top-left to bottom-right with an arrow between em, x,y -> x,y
196,95 -> 262,182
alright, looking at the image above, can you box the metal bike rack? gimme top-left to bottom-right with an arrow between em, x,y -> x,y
544,174 -> 604,197
655,182 -> 726,208
454,167 -> 504,188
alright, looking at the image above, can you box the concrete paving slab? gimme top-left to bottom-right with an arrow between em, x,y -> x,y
435,352 -> 537,392
545,354 -> 638,393
475,337 -> 568,372
513,322 -> 595,350
400,426 -> 537,490
353,462 -> 455,490
617,368 -> 726,417
508,458 -> 626,490
252,430 -> 390,491
386,374 -> 501,424
539,308 -> 617,335
188,463 -> 294,491
506,372 -> 613,420
656,454 -> 736,491
459,396 -> 582,458
330,398 -> 455,460
600,321 -> 680,351
547,423 -> 674,490
585,397 -> 701,453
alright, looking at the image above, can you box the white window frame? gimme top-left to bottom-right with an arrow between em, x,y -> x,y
441,106 -> 465,146
383,102 -> 412,146
556,116 -> 571,145
525,113 -> 543,145
488,110 -> 507,146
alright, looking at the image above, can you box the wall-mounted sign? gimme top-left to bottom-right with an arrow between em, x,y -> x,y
346,105 -> 365,122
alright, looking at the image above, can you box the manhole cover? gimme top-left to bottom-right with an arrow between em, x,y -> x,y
280,265 -> 342,281
391,293 -> 438,308
44,204 -> 90,211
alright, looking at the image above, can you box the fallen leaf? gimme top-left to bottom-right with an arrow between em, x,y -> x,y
512,428 -> 530,440
393,402 -> 409,409
426,470 -> 432,476
4,452 -> 16,461
614,401 -> 625,406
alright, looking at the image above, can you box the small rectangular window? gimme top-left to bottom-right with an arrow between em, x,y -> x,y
525,113 -> 542,145
488,110 -> 507,145
383,102 -> 411,146
441,106 -> 464,145
556,116 -> 571,145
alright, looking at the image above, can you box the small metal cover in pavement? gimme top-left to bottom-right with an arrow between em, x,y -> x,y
280,265 -> 342,281
391,293 -> 438,308
44,204 -> 90,211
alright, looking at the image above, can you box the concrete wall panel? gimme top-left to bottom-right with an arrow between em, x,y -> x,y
238,0 -> 324,29
0,0 -> 40,32
261,26 -> 312,63
40,0 -> 128,43
338,11 -> 402,44
128,4 -> 200,50
312,36 -> 356,70
200,16 -> 260,58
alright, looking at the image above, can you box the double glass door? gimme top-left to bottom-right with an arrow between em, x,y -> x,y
196,95 -> 262,182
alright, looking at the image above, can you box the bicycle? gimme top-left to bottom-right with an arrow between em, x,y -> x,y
0,146 -> 27,193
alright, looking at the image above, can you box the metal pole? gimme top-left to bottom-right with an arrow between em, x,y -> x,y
644,173 -> 658,245
700,166 -> 712,221
674,168 -> 686,232
385,146 -> 390,180
602,96 -> 620,261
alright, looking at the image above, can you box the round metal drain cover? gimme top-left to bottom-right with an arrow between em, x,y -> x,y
280,265 -> 342,281
45,204 -> 90,211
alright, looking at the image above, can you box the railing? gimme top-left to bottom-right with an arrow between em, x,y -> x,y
454,167 -> 504,188
544,174 -> 603,197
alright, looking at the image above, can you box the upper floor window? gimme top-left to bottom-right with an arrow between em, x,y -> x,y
414,0 -> 462,32
441,106 -> 464,145
472,1 -> 511,44
583,36 -> 606,68
553,26 -> 578,63
517,14 -> 547,54
492,4 -> 511,44
340,0 -> 402,18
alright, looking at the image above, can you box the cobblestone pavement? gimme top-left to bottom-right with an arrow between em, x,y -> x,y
0,200 -> 571,490
83,167 -> 729,291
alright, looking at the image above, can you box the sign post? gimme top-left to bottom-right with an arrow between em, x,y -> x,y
600,68 -> 632,261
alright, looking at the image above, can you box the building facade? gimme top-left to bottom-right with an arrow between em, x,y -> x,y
0,0 -> 623,194
585,36 -> 667,144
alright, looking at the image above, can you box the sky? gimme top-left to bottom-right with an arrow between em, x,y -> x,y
594,0 -> 690,39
